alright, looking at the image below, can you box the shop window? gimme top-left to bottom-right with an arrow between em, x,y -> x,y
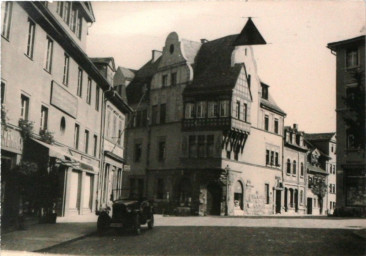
156,178 -> 164,199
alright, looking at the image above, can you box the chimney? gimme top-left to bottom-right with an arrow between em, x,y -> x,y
200,39 -> 208,44
152,50 -> 162,63
293,123 -> 298,130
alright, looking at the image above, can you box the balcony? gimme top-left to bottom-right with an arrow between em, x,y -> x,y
182,117 -> 251,134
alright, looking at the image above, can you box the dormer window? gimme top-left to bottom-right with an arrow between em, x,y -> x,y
261,84 -> 268,99
346,48 -> 358,69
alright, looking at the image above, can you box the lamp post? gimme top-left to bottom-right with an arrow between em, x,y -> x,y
225,165 -> 230,216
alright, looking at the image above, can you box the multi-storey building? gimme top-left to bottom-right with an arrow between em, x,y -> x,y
304,133 -> 336,215
91,57 -> 132,210
125,19 -> 287,216
283,124 -> 307,215
327,36 -> 366,215
114,66 -> 135,97
1,2 -> 113,226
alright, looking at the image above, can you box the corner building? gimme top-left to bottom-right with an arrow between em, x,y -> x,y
125,19 -> 286,216
1,2 -> 112,223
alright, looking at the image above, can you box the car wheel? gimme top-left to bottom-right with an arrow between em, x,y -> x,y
134,215 -> 141,235
148,215 -> 154,229
97,214 -> 110,235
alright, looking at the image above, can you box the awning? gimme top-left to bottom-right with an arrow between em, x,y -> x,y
31,138 -> 99,172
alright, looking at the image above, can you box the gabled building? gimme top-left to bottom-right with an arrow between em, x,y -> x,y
1,1 -> 111,227
327,36 -> 365,215
283,124 -> 307,215
90,57 -> 132,212
113,66 -> 135,100
303,133 -> 336,215
125,19 -> 287,216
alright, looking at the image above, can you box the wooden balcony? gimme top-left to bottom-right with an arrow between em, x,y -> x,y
182,117 -> 251,134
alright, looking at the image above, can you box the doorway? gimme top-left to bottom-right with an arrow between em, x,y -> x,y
307,197 -> 313,214
275,190 -> 282,213
207,183 -> 222,215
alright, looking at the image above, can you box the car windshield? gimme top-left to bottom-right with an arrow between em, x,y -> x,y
112,189 -> 147,202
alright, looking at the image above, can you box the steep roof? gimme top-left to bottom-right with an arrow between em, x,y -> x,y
304,133 -> 335,142
327,35 -> 365,50
184,35 -> 242,95
233,18 -> 266,46
117,67 -> 135,80
181,39 -> 202,64
260,93 -> 286,116
126,58 -> 161,105
90,57 -> 116,71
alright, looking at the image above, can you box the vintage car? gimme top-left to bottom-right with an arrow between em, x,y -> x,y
97,198 -> 154,235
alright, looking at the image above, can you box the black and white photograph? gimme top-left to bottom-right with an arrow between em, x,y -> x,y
1,1 -> 365,255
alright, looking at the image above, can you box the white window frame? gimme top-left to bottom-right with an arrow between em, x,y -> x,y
44,37 -> 53,72
1,2 -> 12,39
26,18 -> 36,58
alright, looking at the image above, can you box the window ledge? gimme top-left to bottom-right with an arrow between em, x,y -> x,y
43,68 -> 51,74
24,53 -> 33,61
1,35 -> 9,42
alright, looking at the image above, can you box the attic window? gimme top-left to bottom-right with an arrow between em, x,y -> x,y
261,85 -> 268,100
169,44 -> 174,54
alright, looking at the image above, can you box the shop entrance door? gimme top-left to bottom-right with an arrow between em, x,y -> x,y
207,183 -> 222,215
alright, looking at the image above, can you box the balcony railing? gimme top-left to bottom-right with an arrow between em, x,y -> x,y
182,117 -> 251,133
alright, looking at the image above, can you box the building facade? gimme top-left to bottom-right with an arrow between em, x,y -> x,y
283,124 -> 307,215
124,19 -> 290,216
91,57 -> 132,211
1,1 -> 114,226
327,36 -> 366,215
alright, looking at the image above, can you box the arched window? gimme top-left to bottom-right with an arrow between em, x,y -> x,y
287,159 -> 291,174
293,160 -> 297,175
300,163 -> 304,176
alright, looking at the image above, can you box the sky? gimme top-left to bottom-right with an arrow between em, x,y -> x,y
86,0 -> 365,133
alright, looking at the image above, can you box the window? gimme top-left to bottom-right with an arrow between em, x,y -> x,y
74,124 -> 80,150
160,104 -> 166,123
136,111 -> 142,127
56,2 -> 63,16
95,87 -> 100,111
93,135 -> 98,157
152,105 -> 158,124
118,118 -> 123,145
275,152 -> 279,166
1,82 -> 5,104
270,151 -> 274,166
63,54 -> 70,85
235,101 -> 240,119
208,102 -> 219,118
286,159 -> 291,174
60,117 -> 66,133
188,135 -> 197,158
86,78 -> 92,104
196,101 -> 206,118
162,75 -> 168,87
308,177 -> 312,188
220,100 -> 229,117
264,115 -> 269,131
300,163 -> 304,176
347,131 -> 355,149
226,150 -> 231,159
20,95 -> 29,120
206,135 -> 214,157
84,130 -> 89,154
129,178 -> 136,198
134,143 -> 142,162
171,72 -> 177,86
262,85 -> 268,99
265,184 -> 270,204
158,140 -> 166,162
198,135 -> 205,158
157,178 -> 164,199
75,12 -> 82,39
44,37 -> 53,72
77,68 -> 83,97
300,190 -> 303,204
112,114 -> 117,142
274,119 -> 279,134
243,103 -> 248,122
185,103 -> 195,119
1,2 -> 12,39
62,2 -> 70,24
266,150 -> 270,165
346,48 -> 358,68
293,160 -> 297,175
70,5 -> 77,32
26,19 -> 35,58
40,106 -> 48,131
